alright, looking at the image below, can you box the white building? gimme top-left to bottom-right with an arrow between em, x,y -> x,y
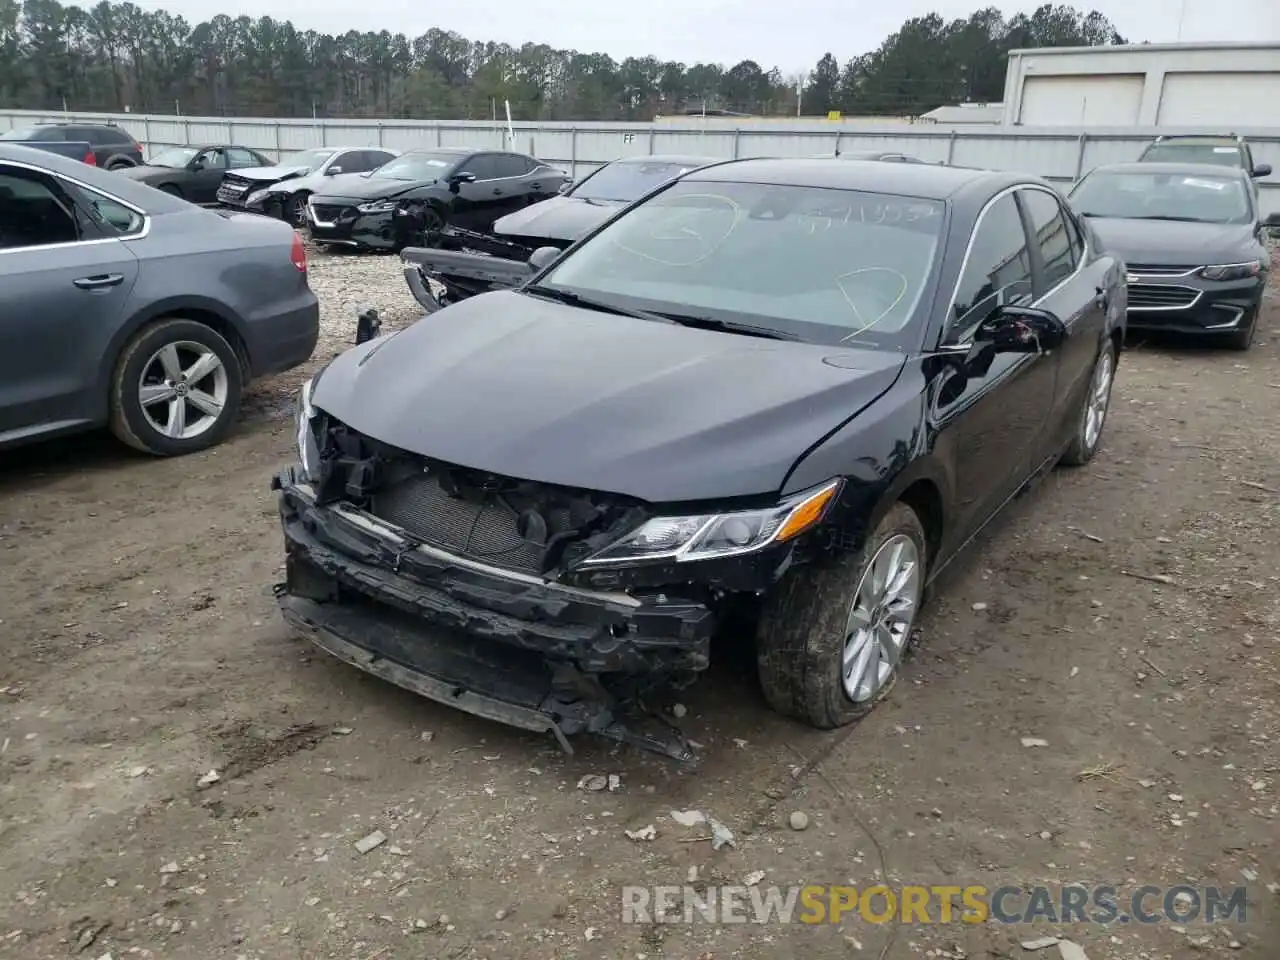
1001,42 -> 1280,127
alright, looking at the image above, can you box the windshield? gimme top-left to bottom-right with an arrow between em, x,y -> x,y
537,180 -> 945,348
148,147 -> 198,168
1141,143 -> 1241,167
570,160 -> 708,202
372,152 -> 461,181
1070,170 -> 1251,224
280,148 -> 336,172
0,127 -> 46,141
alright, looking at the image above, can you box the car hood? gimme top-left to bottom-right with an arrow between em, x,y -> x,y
228,164 -> 312,184
493,195 -> 624,241
114,164 -> 176,181
312,176 -> 431,202
310,290 -> 906,503
1086,217 -> 1256,266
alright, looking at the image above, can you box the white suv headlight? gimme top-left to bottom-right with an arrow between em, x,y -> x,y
580,480 -> 841,567
357,199 -> 398,214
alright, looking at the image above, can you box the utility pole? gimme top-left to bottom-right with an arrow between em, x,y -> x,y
1177,0 -> 1188,40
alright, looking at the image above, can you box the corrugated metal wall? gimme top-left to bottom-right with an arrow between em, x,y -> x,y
3,108 -> 1278,213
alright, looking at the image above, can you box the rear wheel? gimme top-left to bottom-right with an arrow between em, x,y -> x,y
104,155 -> 134,170
756,502 -> 926,728
1224,305 -> 1258,351
1060,339 -> 1115,467
108,318 -> 243,456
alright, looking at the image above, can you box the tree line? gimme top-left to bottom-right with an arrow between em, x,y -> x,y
0,2 -> 1126,121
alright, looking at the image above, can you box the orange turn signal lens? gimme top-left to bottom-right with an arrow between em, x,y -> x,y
774,481 -> 840,543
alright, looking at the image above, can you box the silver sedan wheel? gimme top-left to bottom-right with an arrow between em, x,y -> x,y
1083,347 -> 1114,450
137,341 -> 229,441
842,534 -> 923,703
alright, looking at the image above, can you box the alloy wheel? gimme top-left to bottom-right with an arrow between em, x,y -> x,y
137,341 -> 229,441
1083,347 -> 1114,451
842,533 -> 923,703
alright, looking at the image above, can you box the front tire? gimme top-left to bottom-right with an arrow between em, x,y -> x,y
108,318 -> 243,456
1060,338 -> 1116,466
756,502 -> 927,729
286,193 -> 310,227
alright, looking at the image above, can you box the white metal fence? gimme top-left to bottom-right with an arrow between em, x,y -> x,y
3,108 -> 1279,214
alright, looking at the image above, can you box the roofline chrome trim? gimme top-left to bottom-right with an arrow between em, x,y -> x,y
942,183 -> 1089,346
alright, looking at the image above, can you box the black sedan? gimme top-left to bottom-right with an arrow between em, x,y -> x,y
114,144 -> 273,203
489,155 -> 721,250
307,148 -> 570,251
1070,161 -> 1274,350
273,158 -> 1124,758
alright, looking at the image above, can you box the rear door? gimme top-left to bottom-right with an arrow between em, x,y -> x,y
1015,186 -> 1108,458
0,161 -> 140,439
931,191 -> 1058,542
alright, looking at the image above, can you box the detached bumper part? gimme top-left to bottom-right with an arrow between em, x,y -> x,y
274,479 -> 709,760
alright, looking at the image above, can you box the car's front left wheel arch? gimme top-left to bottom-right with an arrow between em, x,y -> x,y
756,501 -> 928,729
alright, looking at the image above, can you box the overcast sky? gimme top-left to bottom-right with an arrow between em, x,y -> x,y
129,0 -> 1280,74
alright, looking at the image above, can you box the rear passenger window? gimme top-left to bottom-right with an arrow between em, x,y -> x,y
1020,188 -> 1078,292
947,193 -> 1033,342
494,154 -> 533,178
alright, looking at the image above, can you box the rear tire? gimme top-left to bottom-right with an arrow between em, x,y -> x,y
1060,339 -> 1116,467
756,502 -> 927,729
1224,306 -> 1258,351
104,155 -> 135,170
108,318 -> 243,457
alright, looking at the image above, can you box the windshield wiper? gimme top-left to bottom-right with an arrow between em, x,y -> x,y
523,285 -> 675,323
1131,215 -> 1208,223
658,314 -> 801,341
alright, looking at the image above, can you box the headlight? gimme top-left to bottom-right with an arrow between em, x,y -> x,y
245,189 -> 269,205
357,199 -> 398,214
1199,260 -> 1262,282
580,480 -> 841,567
295,377 -> 321,481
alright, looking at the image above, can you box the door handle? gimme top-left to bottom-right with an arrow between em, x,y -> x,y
74,274 -> 124,290
493,188 -> 503,196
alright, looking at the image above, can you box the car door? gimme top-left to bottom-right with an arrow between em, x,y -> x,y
1016,186 -> 1108,457
189,147 -> 229,203
0,162 -> 140,439
931,191 -> 1059,542
448,153 -> 503,230
493,153 -> 546,215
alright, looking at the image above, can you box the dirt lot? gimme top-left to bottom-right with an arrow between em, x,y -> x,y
1,249 -> 1277,960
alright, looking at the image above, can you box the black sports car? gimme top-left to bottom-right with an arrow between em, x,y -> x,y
307,148 -> 571,251
114,144 -> 273,203
274,158 -> 1126,759
1068,161 -> 1275,350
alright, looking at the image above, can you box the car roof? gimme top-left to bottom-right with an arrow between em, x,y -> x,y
683,156 -> 1018,200
611,154 -> 722,166
1149,135 -> 1243,144
1091,161 -> 1247,178
0,143 -> 189,212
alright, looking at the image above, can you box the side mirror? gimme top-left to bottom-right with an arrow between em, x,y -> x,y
447,171 -> 477,194
528,246 -> 562,272
557,182 -> 573,195
190,158 -> 205,171
975,304 -> 1067,355
1252,163 -> 1272,178
325,165 -> 343,175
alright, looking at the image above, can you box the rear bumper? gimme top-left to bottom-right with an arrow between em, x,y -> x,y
274,474 -> 715,675
245,297 -> 320,378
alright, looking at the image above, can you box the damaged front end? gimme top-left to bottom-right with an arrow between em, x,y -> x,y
273,396 -> 832,761
400,244 -> 540,313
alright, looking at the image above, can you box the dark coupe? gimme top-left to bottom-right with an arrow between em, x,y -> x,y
307,147 -> 570,251
274,158 -> 1124,758
114,144 -> 273,203
1069,162 -> 1275,349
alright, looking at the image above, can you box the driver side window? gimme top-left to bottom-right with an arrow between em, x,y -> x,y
196,149 -> 227,170
946,193 -> 1033,343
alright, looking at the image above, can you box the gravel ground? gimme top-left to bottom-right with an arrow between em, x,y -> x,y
0,247 -> 1277,960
